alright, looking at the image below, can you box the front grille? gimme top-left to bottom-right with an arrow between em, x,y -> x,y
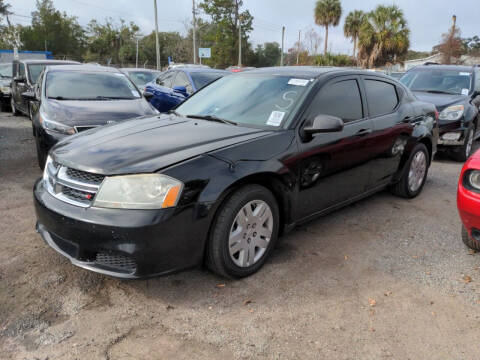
95,252 -> 137,273
66,168 -> 105,185
44,159 -> 105,208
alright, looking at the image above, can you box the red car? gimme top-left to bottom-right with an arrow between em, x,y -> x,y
458,148 -> 480,250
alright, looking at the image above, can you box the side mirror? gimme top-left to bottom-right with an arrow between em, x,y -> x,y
173,86 -> 188,95
14,76 -> 25,83
21,91 -> 36,101
143,91 -> 154,101
303,115 -> 344,136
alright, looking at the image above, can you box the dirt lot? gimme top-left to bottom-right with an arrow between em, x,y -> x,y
2,111 -> 480,359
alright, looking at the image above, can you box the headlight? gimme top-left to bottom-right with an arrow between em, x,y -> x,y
468,170 -> 480,191
0,86 -> 10,93
39,112 -> 75,135
94,174 -> 183,209
439,104 -> 464,121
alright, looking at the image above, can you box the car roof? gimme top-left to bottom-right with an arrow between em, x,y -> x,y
16,59 -> 80,65
120,68 -> 160,72
177,68 -> 230,74
45,64 -> 123,73
409,64 -> 475,72
238,66 -> 393,79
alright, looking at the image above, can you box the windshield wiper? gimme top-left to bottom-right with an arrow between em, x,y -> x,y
168,109 -> 180,116
92,96 -> 133,100
185,114 -> 237,126
415,89 -> 458,95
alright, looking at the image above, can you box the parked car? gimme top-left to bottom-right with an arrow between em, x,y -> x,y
457,148 -> 480,251
144,67 -> 229,112
226,66 -> 256,73
0,62 -> 12,111
25,64 -> 158,168
120,68 -> 161,92
401,64 -> 480,161
167,63 -> 210,70
10,59 -> 80,119
34,66 -> 437,279
388,72 -> 404,80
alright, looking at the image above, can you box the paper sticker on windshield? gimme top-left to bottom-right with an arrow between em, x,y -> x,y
459,72 -> 470,76
267,111 -> 285,126
462,88 -> 469,95
288,78 -> 309,86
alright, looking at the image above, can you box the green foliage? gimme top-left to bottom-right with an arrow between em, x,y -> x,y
19,0 -> 85,59
199,0 -> 253,68
314,0 -> 342,54
314,53 -> 354,66
343,10 -> 365,57
405,50 -> 431,60
139,31 -> 191,67
251,42 -> 282,67
357,5 -> 410,68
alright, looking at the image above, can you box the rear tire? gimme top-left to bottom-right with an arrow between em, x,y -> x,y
390,143 -> 429,198
462,226 -> 480,251
206,185 -> 280,278
451,126 -> 474,162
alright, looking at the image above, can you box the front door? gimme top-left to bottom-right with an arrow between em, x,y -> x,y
294,76 -> 377,221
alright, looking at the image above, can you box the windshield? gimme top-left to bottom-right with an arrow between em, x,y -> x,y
125,70 -> 160,86
46,71 -> 141,100
190,72 -> 226,90
176,74 -> 312,128
400,69 -> 472,95
0,63 -> 12,78
28,64 -> 48,84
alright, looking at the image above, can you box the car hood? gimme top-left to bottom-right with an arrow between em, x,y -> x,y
52,114 -> 273,174
412,91 -> 467,112
44,98 -> 157,127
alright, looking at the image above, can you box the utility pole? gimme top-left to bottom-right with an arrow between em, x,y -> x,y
280,26 -> 285,66
154,0 -> 161,70
135,37 -> 139,68
238,20 -> 242,67
296,30 -> 301,65
192,0 -> 197,64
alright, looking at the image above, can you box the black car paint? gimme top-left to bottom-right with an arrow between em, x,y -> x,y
30,65 -> 158,162
34,67 -> 438,278
10,59 -> 80,116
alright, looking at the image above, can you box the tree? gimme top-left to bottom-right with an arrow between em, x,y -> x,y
199,0 -> 253,68
357,5 -> 410,68
0,0 -> 10,18
433,27 -> 464,64
343,10 -> 365,58
19,0 -> 85,59
463,35 -> 480,56
304,27 -> 322,56
139,31 -> 191,67
251,42 -> 281,67
314,0 -> 342,55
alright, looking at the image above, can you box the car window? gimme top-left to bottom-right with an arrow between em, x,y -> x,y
19,63 -> 25,77
190,72 -> 226,91
364,79 -> 399,117
0,63 -> 12,78
156,71 -> 176,88
28,64 -> 49,84
172,71 -> 193,93
126,70 -> 160,86
475,69 -> 480,91
307,79 -> 363,123
400,68 -> 473,95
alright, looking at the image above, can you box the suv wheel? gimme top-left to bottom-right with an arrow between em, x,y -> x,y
206,185 -> 280,278
390,143 -> 429,198
451,126 -> 475,162
28,103 -> 34,121
11,97 -> 20,116
35,136 -> 47,170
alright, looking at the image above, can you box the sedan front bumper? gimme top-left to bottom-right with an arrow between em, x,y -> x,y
34,179 -> 212,278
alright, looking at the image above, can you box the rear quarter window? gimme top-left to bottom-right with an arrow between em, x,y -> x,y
364,79 -> 399,117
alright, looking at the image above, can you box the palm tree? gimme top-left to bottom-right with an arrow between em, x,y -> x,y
357,5 -> 410,68
343,10 -> 365,59
314,0 -> 342,55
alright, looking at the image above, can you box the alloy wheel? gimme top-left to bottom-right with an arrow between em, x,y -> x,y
408,151 -> 427,193
228,200 -> 273,268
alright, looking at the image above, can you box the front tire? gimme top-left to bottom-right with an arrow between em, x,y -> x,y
451,126 -> 474,162
206,185 -> 280,278
462,226 -> 480,251
35,136 -> 47,170
390,143 -> 429,198
11,97 -> 20,116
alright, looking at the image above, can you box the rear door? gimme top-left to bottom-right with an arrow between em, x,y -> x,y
150,71 -> 178,112
294,76 -> 377,220
361,76 -> 415,187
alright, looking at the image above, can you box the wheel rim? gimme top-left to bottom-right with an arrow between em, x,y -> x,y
29,106 -> 33,120
466,130 -> 474,158
408,151 -> 427,192
228,200 -> 273,268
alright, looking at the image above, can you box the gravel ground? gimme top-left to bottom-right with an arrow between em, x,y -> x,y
2,110 -> 480,359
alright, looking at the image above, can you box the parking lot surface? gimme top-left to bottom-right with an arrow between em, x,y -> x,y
2,111 -> 480,359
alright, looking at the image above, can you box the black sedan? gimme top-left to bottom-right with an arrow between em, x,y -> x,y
34,67 -> 438,279
25,64 -> 158,168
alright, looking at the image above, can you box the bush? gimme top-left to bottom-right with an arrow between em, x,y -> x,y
314,53 -> 354,66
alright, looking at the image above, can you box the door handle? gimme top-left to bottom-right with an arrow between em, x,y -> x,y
356,128 -> 372,136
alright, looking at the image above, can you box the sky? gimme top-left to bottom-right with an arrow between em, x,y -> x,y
7,0 -> 480,55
